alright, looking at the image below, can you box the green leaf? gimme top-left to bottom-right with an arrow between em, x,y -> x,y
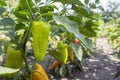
14,0 -> 34,20
17,0 -> 33,10
0,17 -> 14,26
0,66 -> 19,76
34,0 -> 41,3
52,0 -> 84,6
15,23 -> 26,31
79,25 -> 96,37
72,6 -> 90,17
0,17 -> 14,38
82,19 -> 99,36
0,0 -> 6,7
84,0 -> 89,4
17,10 -> 30,15
74,60 -> 84,71
95,0 -> 100,4
89,3 -> 96,9
40,5 -> 55,14
70,43 -> 83,61
0,7 -> 6,15
97,6 -> 104,11
86,38 -> 93,49
59,64 -> 67,77
67,16 -> 82,24
66,62 -> 71,75
110,35 -> 119,41
55,66 -> 59,76
53,15 -> 90,49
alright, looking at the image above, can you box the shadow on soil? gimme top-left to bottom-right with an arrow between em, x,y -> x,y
47,49 -> 120,80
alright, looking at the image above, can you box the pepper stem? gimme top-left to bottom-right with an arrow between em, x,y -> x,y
20,0 -> 33,77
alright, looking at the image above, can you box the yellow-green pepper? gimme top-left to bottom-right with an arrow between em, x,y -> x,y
49,42 -> 68,64
32,21 -> 50,62
6,44 -> 23,69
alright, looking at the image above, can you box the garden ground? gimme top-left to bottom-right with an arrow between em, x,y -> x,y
0,36 -> 120,80
48,37 -> 120,80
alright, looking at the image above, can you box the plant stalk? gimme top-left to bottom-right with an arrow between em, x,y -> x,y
21,0 -> 33,75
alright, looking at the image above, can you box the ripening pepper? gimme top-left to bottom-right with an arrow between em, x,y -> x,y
73,38 -> 80,44
68,46 -> 74,61
49,42 -> 68,64
32,63 -> 49,80
5,44 -> 23,69
116,38 -> 120,44
50,60 -> 60,70
32,21 -> 50,62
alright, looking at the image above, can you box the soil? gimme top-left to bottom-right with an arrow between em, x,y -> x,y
47,37 -> 120,80
0,37 -> 120,80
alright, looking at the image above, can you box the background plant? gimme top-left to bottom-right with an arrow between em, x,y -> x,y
0,0 -> 103,79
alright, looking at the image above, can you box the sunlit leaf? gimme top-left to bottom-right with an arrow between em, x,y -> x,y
0,0 -> 6,7
70,43 -> 83,61
0,66 -> 19,76
53,15 -> 90,49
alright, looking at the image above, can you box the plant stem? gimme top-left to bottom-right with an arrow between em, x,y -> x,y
21,23 -> 32,51
24,55 -> 30,73
22,0 -> 33,48
25,0 -> 33,20
21,0 -> 33,75
21,48 -> 30,74
36,13 -> 52,20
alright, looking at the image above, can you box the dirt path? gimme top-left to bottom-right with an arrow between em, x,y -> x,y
59,37 -> 120,80
0,37 -> 120,80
